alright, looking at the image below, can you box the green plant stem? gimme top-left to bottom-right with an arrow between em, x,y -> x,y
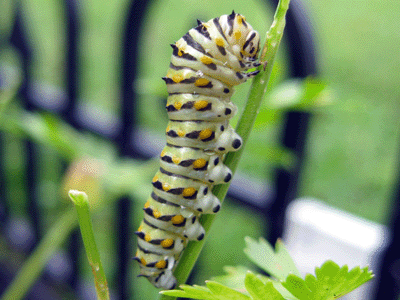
159,1 -> 290,298
1,208 -> 77,300
68,190 -> 110,300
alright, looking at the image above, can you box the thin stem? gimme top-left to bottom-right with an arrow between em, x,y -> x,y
1,209 -> 77,300
159,0 -> 291,298
69,190 -> 110,300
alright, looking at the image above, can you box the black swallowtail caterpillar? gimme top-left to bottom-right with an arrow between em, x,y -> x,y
134,11 -> 261,289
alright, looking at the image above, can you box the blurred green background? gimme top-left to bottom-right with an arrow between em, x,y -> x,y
1,0 -> 400,299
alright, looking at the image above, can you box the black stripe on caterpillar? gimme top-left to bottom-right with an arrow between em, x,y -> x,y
135,11 -> 260,290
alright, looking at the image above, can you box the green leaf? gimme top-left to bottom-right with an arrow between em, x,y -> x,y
161,284 -> 216,299
244,237 -> 301,280
271,281 -> 299,300
212,266 -> 297,300
212,266 -> 250,290
244,272 -> 285,300
160,282 -> 251,300
283,275 -> 313,300
267,77 -> 332,110
161,272 -> 290,300
206,281 -> 251,300
282,260 -> 374,300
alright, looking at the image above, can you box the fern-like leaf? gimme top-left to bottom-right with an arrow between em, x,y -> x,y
281,260 -> 374,300
244,237 -> 301,280
161,272 -> 285,300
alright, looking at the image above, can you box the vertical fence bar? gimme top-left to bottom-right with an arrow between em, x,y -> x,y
9,2 -> 41,251
119,0 -> 152,158
264,0 -> 317,244
117,1 -> 154,298
116,197 -> 131,299
0,136 -> 8,227
375,156 -> 400,299
63,0 -> 80,129
66,230 -> 80,290
63,0 -> 81,291
267,111 -> 311,243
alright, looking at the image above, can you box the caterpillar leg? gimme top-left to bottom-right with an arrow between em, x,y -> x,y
149,270 -> 177,290
136,254 -> 178,289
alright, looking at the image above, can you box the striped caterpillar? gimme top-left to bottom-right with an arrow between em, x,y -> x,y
134,11 -> 260,290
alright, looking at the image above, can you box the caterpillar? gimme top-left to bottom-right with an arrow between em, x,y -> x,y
134,11 -> 261,290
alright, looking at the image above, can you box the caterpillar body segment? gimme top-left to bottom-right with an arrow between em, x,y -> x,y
135,11 -> 260,289
152,169 -> 221,214
165,120 -> 242,153
160,145 -> 233,184
166,94 -> 238,121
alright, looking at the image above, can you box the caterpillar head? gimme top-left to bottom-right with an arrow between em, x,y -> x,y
223,11 -> 260,60
242,30 -> 260,59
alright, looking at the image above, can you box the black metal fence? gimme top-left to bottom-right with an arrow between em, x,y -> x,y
1,0 -> 399,299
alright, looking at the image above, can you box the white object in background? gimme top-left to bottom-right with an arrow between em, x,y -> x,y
282,198 -> 390,300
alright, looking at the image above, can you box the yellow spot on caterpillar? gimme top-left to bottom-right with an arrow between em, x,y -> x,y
215,37 -> 224,47
174,101 -> 182,110
199,128 -> 213,140
172,74 -> 183,83
194,100 -> 208,110
135,250 -> 139,257
182,187 -> 196,197
160,149 -> 166,157
162,182 -> 171,191
195,78 -> 210,87
161,238 -> 174,248
144,234 -> 151,242
177,46 -> 185,56
144,201 -> 150,208
193,158 -> 207,169
200,56 -> 213,65
237,15 -> 245,24
152,175 -> 158,182
172,156 -> 180,164
171,215 -> 185,224
140,258 -> 147,265
153,209 -> 161,219
138,225 -> 143,232
234,31 -> 242,40
155,260 -> 167,269
165,125 -> 170,133
177,130 -> 185,137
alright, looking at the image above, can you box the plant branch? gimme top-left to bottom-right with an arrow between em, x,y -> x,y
69,190 -> 110,300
